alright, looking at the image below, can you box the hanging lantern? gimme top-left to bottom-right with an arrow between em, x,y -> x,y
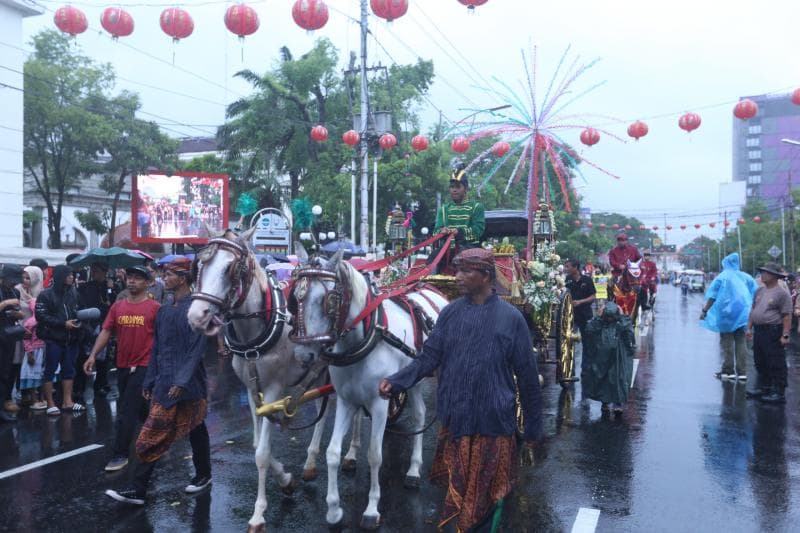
639,225 -> 646,231
160,7 -> 194,42
733,99 -> 758,120
666,225 -> 673,230
379,133 -> 397,151
624,225 -> 632,231
587,222 -> 594,229
694,223 -> 701,229
292,0 -> 329,32
753,216 -> 762,223
792,88 -> 800,106
458,0 -> 488,11
678,112 -> 701,133
599,223 -> 606,230
627,120 -> 649,141
709,222 -> 716,228
310,125 -> 328,142
738,218 -> 746,225
574,220 -> 581,227
612,223 -> 620,230
371,0 -> 408,22
342,129 -> 360,146
652,225 -> 659,231
580,127 -> 600,147
225,3 -> 260,39
451,136 -> 470,153
54,5 -> 88,36
100,7 -> 134,39
410,135 -> 429,152
723,221 -> 731,227
680,224 -> 687,230
491,141 -> 511,157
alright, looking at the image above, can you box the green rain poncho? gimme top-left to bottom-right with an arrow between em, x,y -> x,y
581,302 -> 636,404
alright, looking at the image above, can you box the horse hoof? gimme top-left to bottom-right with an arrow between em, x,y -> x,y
327,518 -> 345,531
246,524 -> 266,533
359,514 -> 381,530
281,477 -> 299,496
403,475 -> 421,489
302,467 -> 318,481
342,458 -> 357,472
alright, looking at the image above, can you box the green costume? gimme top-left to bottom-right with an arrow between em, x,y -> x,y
580,303 -> 635,405
434,200 -> 485,247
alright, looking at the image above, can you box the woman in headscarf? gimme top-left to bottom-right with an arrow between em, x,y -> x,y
16,266 -> 44,408
17,266 -> 43,321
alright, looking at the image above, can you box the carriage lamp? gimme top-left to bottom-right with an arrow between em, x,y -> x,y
318,232 -> 327,242
312,205 -> 322,216
421,227 -> 429,235
299,232 -> 312,241
327,231 -> 336,240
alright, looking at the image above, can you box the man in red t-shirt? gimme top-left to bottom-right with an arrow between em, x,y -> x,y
84,265 -> 160,472
640,251 -> 659,308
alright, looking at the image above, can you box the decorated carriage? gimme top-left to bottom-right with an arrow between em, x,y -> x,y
423,205 -> 578,387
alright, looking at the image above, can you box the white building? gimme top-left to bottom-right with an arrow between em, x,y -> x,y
0,0 -> 42,251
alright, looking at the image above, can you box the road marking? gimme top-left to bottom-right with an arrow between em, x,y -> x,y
0,444 -> 104,481
571,507 -> 600,533
631,359 -> 640,389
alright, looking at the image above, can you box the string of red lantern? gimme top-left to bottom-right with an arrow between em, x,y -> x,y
733,99 -> 758,120
371,0 -> 409,22
54,5 -> 88,36
379,133 -> 397,151
310,125 -> 328,142
410,135 -> 429,151
342,129 -> 360,146
458,0 -> 489,11
292,0 -> 329,32
160,7 -> 193,42
451,136 -> 470,153
580,127 -> 600,146
491,141 -> 510,157
225,3 -> 259,39
627,120 -> 648,141
100,7 -> 134,39
678,112 -> 701,133
792,89 -> 800,106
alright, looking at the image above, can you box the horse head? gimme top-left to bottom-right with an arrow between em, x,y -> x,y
188,226 -> 261,336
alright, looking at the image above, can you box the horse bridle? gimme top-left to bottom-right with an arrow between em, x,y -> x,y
288,263 -> 351,345
191,237 -> 256,315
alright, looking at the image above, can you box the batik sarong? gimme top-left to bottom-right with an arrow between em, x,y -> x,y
135,398 -> 207,463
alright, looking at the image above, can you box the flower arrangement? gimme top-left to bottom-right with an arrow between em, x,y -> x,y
522,241 -> 564,321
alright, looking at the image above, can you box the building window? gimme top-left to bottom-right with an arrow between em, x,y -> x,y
749,162 -> 762,172
747,187 -> 754,197
748,124 -> 762,134
746,137 -> 760,147
748,150 -> 762,159
748,175 -> 761,184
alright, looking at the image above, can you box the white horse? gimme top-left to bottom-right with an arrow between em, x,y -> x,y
187,230 -> 361,532
290,250 -> 448,530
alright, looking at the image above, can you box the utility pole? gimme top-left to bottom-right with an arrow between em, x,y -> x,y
358,0 -> 370,249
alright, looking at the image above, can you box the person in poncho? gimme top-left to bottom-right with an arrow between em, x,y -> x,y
379,248 -> 542,532
581,302 -> 636,413
699,253 -> 757,380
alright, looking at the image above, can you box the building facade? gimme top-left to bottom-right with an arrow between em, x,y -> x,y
733,93 -> 800,208
0,0 -> 42,249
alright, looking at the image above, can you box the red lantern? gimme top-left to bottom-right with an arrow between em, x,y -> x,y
792,88 -> 800,106
492,141 -> 511,157
639,225 -> 646,231
694,223 -> 701,229
709,222 -> 716,228
738,218 -> 746,225
54,5 -> 88,36
627,120 -> 649,141
723,221 -> 731,227
753,216 -> 761,223
574,220 -> 581,227
410,135 -> 429,152
733,99 -> 758,120
612,224 -> 620,230
624,225 -> 632,231
342,130 -> 360,146
379,133 -> 397,151
680,224 -> 687,230
371,0 -> 408,22
292,0 -> 329,31
652,225 -> 659,231
225,3 -> 260,39
160,7 -> 194,42
587,222 -> 594,229
310,125 -> 328,142
678,112 -> 701,133
100,7 -> 134,39
666,225 -> 673,230
451,136 -> 470,153
580,127 -> 600,147
458,0 -> 488,11
599,223 -> 607,230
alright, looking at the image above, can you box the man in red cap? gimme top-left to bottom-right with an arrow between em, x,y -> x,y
607,233 -> 642,279
639,251 -> 659,309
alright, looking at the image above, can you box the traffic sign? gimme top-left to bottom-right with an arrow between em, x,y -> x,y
767,245 -> 782,259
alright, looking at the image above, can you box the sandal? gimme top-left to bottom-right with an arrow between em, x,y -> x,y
46,406 -> 60,416
62,403 -> 86,412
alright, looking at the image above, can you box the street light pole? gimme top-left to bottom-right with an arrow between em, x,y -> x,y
358,0 -> 370,249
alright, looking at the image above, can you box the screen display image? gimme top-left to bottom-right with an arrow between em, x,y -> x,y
132,173 -> 229,244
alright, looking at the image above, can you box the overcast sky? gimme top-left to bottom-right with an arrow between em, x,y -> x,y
19,0 -> 800,246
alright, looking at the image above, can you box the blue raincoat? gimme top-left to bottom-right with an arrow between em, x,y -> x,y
700,253 -> 757,333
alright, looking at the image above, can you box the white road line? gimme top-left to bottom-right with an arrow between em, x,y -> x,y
631,359 -> 640,389
0,444 -> 104,481
571,507 -> 601,533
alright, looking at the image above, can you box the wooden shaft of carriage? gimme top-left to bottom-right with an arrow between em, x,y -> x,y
256,384 -> 336,418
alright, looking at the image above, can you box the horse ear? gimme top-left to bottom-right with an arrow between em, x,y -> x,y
239,225 -> 258,243
202,221 -> 214,238
328,249 -> 345,272
294,241 -> 309,262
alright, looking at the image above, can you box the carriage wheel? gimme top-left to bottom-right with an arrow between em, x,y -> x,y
555,292 -> 577,387
386,391 -> 407,426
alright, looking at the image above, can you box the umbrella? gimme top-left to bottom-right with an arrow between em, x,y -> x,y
68,247 -> 147,270
265,262 -> 296,281
131,249 -> 154,261
157,254 -> 195,266
321,240 -> 366,255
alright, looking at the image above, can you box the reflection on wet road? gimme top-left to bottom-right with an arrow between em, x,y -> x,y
0,285 -> 797,532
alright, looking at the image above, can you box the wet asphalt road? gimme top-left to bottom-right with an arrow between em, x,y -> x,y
0,284 -> 798,532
